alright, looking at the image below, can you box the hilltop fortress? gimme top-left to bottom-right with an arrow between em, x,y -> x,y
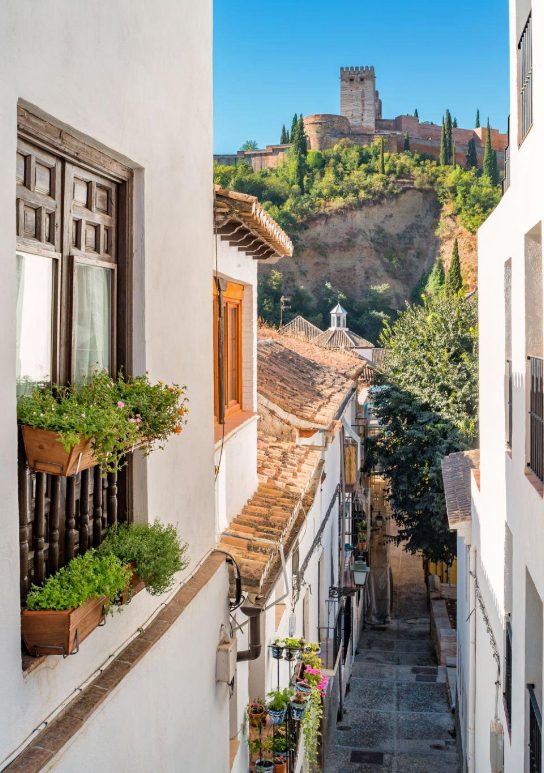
215,66 -> 507,171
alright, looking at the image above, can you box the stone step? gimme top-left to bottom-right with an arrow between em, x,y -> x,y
325,747 -> 459,773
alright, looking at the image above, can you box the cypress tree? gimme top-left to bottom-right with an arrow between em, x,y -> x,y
379,137 -> 385,173
483,119 -> 494,180
414,108 -> 419,118
298,115 -> 308,154
453,117 -> 458,128
280,125 -> 289,144
291,114 -> 308,193
475,109 -> 480,128
445,239 -> 463,294
403,131 -> 410,152
466,137 -> 478,169
444,110 -> 453,164
440,119 -> 448,166
425,257 -> 445,296
291,113 -> 298,139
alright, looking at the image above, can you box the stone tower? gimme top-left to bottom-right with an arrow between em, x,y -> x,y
340,66 -> 382,132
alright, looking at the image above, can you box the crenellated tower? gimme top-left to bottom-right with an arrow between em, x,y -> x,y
340,66 -> 382,132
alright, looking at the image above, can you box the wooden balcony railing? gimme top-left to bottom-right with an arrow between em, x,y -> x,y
529,357 -> 544,482
18,434 -> 129,603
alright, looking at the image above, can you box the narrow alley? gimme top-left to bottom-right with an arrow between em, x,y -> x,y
326,545 -> 460,772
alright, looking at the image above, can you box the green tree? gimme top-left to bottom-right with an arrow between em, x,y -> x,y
368,291 -> 478,561
466,137 -> 478,169
280,125 -> 289,144
403,132 -> 410,152
414,108 -> 419,118
475,109 -> 480,128
290,114 -> 308,192
379,137 -> 385,173
290,113 -> 298,139
240,140 -> 258,151
453,117 -> 458,128
444,110 -> 453,164
445,238 -> 463,293
424,257 -> 445,296
258,269 -> 284,325
440,119 -> 448,166
483,119 -> 496,183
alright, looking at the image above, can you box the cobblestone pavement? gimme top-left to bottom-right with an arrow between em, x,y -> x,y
325,545 -> 460,772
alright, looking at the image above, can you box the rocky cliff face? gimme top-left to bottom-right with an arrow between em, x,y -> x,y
263,188 -> 476,308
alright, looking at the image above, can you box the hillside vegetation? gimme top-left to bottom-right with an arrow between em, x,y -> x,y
214,140 -> 501,341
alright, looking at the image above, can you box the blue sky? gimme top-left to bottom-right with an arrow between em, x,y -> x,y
214,0 -> 509,154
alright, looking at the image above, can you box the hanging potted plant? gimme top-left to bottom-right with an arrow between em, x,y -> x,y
21,551 -> 129,656
270,636 -> 285,659
266,688 -> 293,725
17,371 -> 188,476
100,521 -> 189,599
247,699 -> 267,728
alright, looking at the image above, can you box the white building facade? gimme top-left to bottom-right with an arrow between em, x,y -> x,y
445,1 -> 544,771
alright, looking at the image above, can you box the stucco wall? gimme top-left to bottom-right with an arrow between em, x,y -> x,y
0,0 -> 229,766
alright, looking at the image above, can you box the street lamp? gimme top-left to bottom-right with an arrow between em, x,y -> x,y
353,559 -> 370,587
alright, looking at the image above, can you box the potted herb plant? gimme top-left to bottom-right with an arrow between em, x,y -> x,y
17,370 -> 188,476
266,688 -> 292,725
21,551 -> 129,656
100,521 -> 189,597
270,636 -> 285,659
247,699 -> 267,728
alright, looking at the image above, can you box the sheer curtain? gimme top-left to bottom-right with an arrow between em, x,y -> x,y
73,264 -> 111,381
16,252 -> 53,396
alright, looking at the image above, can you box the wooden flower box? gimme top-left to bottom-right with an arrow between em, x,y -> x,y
21,596 -> 107,657
21,426 -> 96,477
120,565 -> 145,604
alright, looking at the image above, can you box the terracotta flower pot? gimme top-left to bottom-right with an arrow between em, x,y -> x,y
21,426 -> 96,476
274,761 -> 287,773
248,707 -> 267,728
120,564 -> 145,604
21,596 -> 107,656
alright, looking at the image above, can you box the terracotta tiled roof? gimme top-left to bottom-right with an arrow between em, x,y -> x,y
257,327 -> 364,429
313,328 -> 375,350
217,429 -> 322,598
441,449 -> 480,528
214,186 -> 293,259
279,315 -> 322,342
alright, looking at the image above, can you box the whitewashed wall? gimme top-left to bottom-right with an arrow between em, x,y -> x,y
456,2 -> 544,770
0,1 -> 232,768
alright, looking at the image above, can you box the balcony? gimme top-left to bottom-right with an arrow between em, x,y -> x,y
528,356 -> 544,482
528,684 -> 542,773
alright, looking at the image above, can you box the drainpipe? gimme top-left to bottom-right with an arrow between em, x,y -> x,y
468,546 -> 477,773
237,604 -> 262,662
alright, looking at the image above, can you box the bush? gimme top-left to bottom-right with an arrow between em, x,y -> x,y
99,522 -> 189,595
26,551 -> 129,611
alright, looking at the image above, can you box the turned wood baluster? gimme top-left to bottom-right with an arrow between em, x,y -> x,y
33,473 -> 46,586
48,476 -> 60,575
93,466 -> 103,546
79,469 -> 90,554
18,462 -> 30,600
102,475 -> 109,529
107,473 -> 118,527
65,475 -> 77,560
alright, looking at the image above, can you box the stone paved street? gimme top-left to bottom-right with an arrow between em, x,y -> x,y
325,544 -> 460,772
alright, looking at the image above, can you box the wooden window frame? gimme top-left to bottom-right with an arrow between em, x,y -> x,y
213,280 -> 244,421
518,12 -> 533,145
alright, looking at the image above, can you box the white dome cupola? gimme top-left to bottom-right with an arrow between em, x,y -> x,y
330,303 -> 348,330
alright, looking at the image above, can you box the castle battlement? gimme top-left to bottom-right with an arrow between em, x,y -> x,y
340,65 -> 375,77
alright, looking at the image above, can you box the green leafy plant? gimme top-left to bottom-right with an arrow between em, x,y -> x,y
99,522 -> 189,595
267,688 -> 293,711
25,551 -> 129,611
283,636 -> 304,649
301,686 -> 323,773
17,370 -> 189,474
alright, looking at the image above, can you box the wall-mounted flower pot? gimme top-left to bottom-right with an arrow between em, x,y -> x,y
21,596 -> 107,656
248,707 -> 267,728
290,697 -> 308,721
21,426 -> 96,476
255,761 -> 274,773
267,707 -> 287,725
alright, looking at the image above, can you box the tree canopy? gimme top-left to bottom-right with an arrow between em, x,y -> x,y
240,140 -> 258,151
368,291 -> 478,561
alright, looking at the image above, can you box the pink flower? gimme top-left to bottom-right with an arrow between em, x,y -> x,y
117,401 -> 125,408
